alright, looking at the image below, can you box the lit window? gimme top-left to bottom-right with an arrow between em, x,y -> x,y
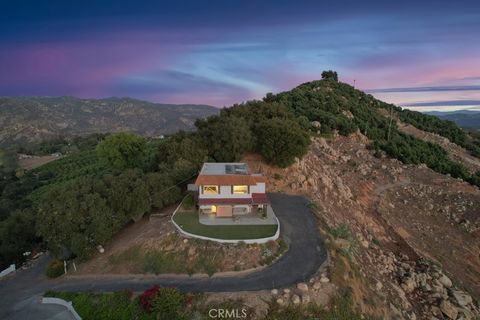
232,185 -> 248,194
203,185 -> 219,194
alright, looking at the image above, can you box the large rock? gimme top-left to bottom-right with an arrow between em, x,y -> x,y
311,121 -> 321,129
438,274 -> 453,288
451,290 -> 473,307
297,283 -> 309,292
302,295 -> 311,304
401,277 -> 417,293
334,238 -> 351,250
292,294 -> 301,304
440,300 -> 458,319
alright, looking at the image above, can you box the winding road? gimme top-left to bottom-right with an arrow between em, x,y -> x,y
0,193 -> 327,319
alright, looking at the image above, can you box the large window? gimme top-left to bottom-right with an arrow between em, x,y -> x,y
232,185 -> 249,194
203,185 -> 219,194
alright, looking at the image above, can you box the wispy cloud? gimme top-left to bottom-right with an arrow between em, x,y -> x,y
367,85 -> 480,93
403,100 -> 480,107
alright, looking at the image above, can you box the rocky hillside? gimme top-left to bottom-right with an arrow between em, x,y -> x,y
245,129 -> 480,319
0,96 -> 218,147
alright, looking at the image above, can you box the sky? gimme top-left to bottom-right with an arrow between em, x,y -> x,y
1,0 -> 480,111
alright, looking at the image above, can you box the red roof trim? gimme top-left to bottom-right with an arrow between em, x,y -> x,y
198,198 -> 252,205
198,193 -> 270,206
252,193 -> 270,204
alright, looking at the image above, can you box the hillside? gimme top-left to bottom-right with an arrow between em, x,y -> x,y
1,75 -> 479,319
426,110 -> 480,131
0,96 -> 218,147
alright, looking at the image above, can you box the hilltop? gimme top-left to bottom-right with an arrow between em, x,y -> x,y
0,96 -> 218,147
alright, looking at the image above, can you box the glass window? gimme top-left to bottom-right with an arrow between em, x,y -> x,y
203,185 -> 219,194
232,185 -> 248,194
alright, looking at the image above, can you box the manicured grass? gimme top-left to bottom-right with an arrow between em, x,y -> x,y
173,210 -> 278,240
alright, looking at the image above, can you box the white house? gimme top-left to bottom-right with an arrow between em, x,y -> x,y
194,163 -> 270,218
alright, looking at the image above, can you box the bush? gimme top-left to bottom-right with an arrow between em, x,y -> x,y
182,194 -> 194,210
139,285 -> 160,312
151,287 -> 186,320
46,259 -> 64,278
255,118 -> 310,167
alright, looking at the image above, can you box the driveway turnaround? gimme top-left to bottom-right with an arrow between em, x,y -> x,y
0,193 -> 327,319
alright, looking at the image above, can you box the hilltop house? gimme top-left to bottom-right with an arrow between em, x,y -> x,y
194,163 -> 270,219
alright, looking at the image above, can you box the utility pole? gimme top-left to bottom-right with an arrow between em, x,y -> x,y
353,79 -> 356,88
387,105 -> 394,141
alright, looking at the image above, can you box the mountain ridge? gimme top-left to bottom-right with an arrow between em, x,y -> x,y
0,96 -> 219,147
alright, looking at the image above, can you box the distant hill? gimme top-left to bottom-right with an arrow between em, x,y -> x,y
0,96 -> 219,147
425,110 -> 480,131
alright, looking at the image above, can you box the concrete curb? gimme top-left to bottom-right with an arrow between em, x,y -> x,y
171,198 -> 280,244
42,297 -> 82,320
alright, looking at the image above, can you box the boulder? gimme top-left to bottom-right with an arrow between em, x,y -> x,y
292,294 -> 301,304
276,298 -> 284,305
271,289 -> 278,295
361,240 -> 369,248
302,295 -> 311,303
320,276 -> 330,283
313,282 -> 322,290
376,281 -> 383,291
440,300 -> 458,319
334,238 -> 351,250
438,274 -> 453,288
311,121 -> 321,129
401,277 -> 417,293
451,290 -> 473,307
297,283 -> 309,292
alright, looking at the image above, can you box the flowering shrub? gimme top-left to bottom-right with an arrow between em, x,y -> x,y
139,285 -> 160,312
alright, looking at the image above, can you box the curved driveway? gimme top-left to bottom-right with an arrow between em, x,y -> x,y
0,193 -> 326,318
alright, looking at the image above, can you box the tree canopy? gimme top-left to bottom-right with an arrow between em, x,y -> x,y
96,133 -> 147,170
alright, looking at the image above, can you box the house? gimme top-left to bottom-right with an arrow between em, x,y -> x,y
194,162 -> 270,218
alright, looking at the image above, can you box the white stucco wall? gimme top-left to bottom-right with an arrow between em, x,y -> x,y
199,185 -> 257,199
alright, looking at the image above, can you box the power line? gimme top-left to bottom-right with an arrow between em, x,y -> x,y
155,171 -> 199,195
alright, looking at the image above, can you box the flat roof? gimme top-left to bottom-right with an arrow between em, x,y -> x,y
199,162 -> 250,176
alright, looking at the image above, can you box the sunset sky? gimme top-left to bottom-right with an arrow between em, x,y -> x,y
1,0 -> 480,110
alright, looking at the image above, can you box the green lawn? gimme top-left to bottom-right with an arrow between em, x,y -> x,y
173,211 -> 278,240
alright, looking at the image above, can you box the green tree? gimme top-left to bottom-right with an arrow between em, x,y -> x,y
196,116 -> 253,162
0,208 -> 37,268
102,170 -> 151,222
255,118 -> 310,167
36,177 -> 114,259
321,70 -> 338,81
0,148 -> 18,175
96,133 -> 147,170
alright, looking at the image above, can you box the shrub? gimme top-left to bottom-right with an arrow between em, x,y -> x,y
330,224 -> 351,240
46,259 -> 64,278
182,193 -> 194,210
139,285 -> 160,312
151,287 -> 186,320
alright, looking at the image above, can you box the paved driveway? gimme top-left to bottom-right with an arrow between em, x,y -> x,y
0,193 -> 327,319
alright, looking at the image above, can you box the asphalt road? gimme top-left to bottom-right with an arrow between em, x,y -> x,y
0,193 -> 327,319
